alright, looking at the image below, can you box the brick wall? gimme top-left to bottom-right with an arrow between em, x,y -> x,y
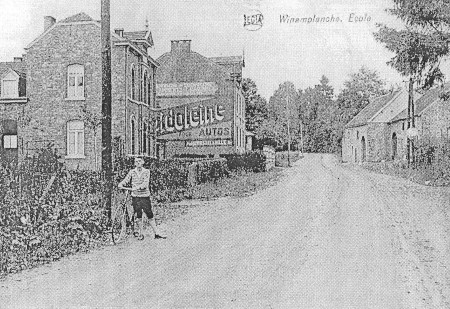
20,21 -> 156,169
24,23 -> 102,169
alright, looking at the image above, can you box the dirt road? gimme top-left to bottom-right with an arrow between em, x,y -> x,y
1,154 -> 449,308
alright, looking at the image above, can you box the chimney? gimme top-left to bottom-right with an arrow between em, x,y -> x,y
44,16 -> 56,32
114,28 -> 124,37
171,40 -> 191,54
13,57 -> 23,62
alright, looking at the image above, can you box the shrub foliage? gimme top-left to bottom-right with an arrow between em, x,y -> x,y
0,147 -> 269,277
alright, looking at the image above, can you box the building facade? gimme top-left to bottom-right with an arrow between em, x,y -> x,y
343,84 -> 450,164
0,12 -> 158,169
0,58 -> 27,165
155,40 -> 246,158
389,85 -> 450,153
342,90 -> 407,163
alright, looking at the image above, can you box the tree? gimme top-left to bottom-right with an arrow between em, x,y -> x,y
242,78 -> 268,132
257,81 -> 299,150
298,76 -> 338,153
334,67 -> 389,153
374,0 -> 450,90
336,67 -> 388,131
374,0 -> 450,163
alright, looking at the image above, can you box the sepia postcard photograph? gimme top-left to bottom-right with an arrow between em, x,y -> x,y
0,0 -> 449,308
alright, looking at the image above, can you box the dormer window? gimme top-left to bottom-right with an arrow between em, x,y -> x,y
67,64 -> 85,99
1,70 -> 19,98
3,135 -> 18,149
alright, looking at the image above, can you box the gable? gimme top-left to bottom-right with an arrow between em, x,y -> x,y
1,69 -> 20,80
60,12 -> 93,23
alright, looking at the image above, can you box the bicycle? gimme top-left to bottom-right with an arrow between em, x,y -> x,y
111,187 -> 139,243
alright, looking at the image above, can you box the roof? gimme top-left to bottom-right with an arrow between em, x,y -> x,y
345,91 -> 400,128
123,30 -> 154,47
26,12 -> 156,60
60,12 -> 94,23
156,51 -> 229,84
0,61 -> 26,78
390,84 -> 450,122
123,31 -> 147,40
209,56 -> 243,65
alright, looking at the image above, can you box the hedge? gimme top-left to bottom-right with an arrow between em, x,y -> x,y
220,151 -> 266,173
0,148 -> 268,277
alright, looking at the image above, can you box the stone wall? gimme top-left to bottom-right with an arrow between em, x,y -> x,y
342,125 -> 368,163
418,99 -> 450,143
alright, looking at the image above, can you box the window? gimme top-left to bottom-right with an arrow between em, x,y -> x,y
148,74 -> 152,106
1,70 -> 19,98
143,121 -> 148,154
131,117 -> 136,154
131,66 -> 136,100
143,71 -> 148,104
3,135 -> 18,149
67,64 -> 84,99
67,121 -> 84,157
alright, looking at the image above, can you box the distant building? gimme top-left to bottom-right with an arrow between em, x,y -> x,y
0,12 -> 158,169
389,85 -> 450,154
342,90 -> 408,163
155,40 -> 246,158
342,84 -> 450,163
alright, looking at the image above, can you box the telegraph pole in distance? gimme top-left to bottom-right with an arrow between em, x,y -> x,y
286,91 -> 291,167
300,120 -> 304,157
101,0 -> 113,220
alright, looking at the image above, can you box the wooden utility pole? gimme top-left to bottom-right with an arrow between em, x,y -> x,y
407,76 -> 414,166
101,0 -> 113,220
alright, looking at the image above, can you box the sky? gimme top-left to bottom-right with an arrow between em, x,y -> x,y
1,0 -> 446,99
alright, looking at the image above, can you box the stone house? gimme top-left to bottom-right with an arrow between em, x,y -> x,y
343,84 -> 450,164
155,40 -> 246,158
342,90 -> 408,163
0,12 -> 158,169
389,85 -> 450,155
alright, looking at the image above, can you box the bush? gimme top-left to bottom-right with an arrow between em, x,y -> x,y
116,156 -> 190,190
0,146 -> 109,277
412,140 -> 450,184
221,151 -> 266,173
195,159 -> 229,184
0,147 -> 265,277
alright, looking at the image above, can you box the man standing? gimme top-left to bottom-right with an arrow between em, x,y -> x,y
118,157 -> 166,240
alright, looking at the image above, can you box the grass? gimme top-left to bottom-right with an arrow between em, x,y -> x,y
153,167 -> 284,224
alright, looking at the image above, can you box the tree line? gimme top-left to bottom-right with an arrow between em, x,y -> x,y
244,0 -> 450,154
243,66 -> 393,153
